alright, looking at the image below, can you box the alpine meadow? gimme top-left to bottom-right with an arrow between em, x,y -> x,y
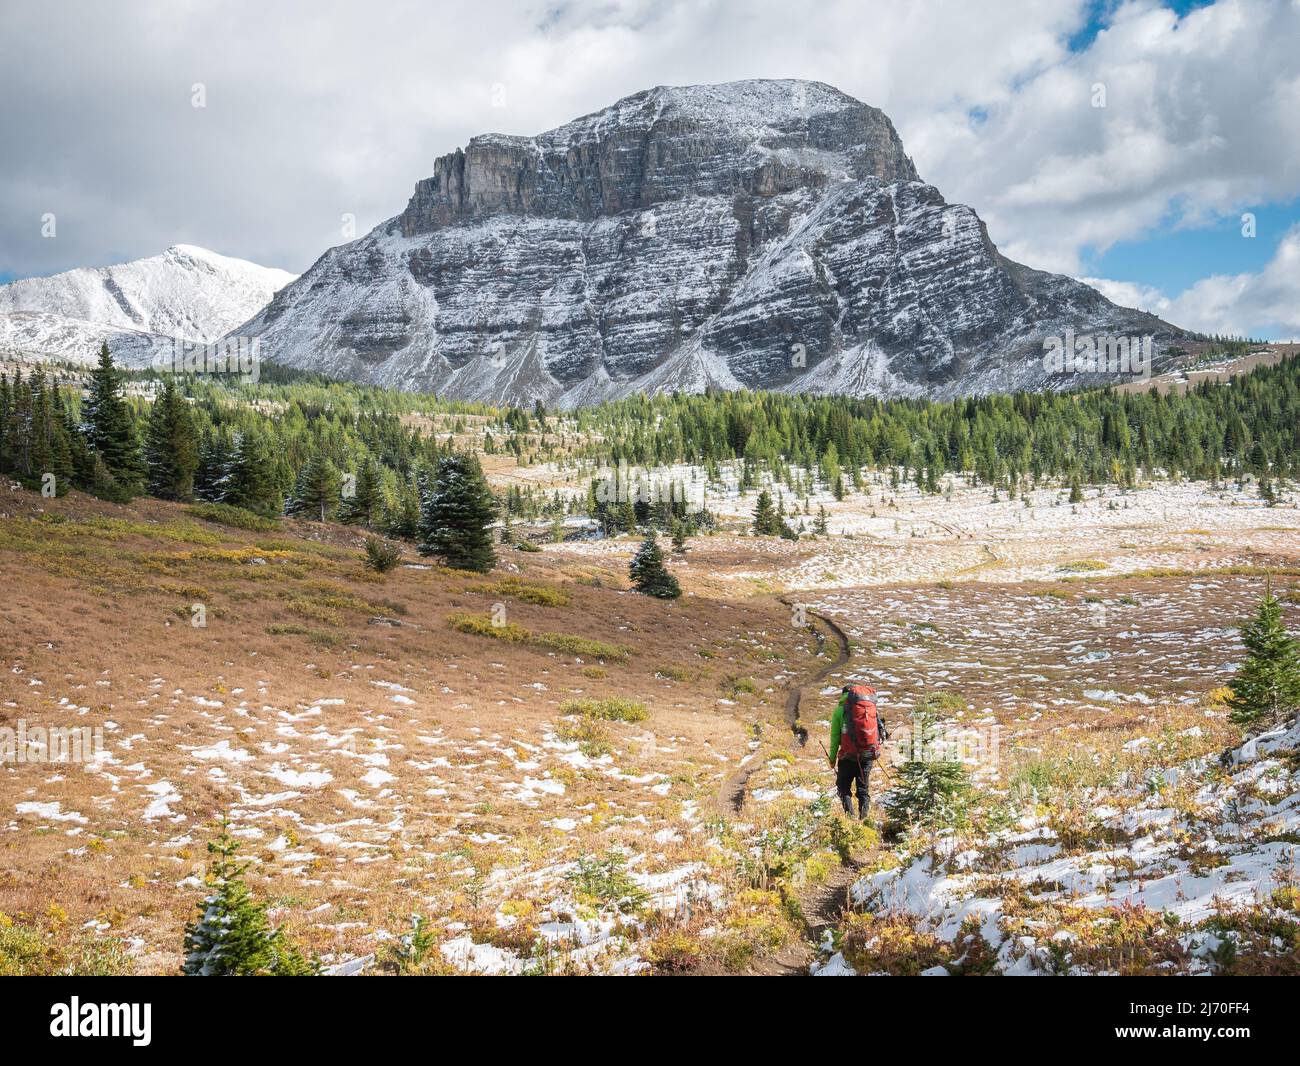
3,0 -> 1300,1031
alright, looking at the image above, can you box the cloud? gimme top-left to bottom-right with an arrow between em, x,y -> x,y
1,0 -> 1298,325
930,0 -> 1300,273
1085,224 -> 1300,338
1080,277 -> 1174,316
0,0 -> 1083,277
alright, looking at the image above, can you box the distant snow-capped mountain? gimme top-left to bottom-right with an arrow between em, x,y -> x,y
232,78 -> 1183,406
0,245 -> 296,366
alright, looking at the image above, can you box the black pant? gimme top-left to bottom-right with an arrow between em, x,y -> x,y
836,755 -> 872,812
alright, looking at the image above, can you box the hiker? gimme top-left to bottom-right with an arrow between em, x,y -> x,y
828,684 -> 887,820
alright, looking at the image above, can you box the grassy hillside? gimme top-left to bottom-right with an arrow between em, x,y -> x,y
0,487 -> 841,974
3,348 -> 1299,975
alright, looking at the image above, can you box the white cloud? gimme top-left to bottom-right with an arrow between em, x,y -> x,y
1085,224 -> 1300,338
1080,277 -> 1173,317
0,0 -> 1085,276
1,0 -> 1298,333
930,0 -> 1300,273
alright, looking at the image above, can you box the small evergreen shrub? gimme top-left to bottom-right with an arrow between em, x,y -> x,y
885,712 -> 974,831
363,536 -> 402,573
720,674 -> 757,697
382,914 -> 437,975
1227,585 -> 1300,727
566,849 -> 649,912
629,533 -> 681,599
182,821 -> 317,976
914,690 -> 968,715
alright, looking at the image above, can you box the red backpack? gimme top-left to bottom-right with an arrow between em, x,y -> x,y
840,685 -> 881,759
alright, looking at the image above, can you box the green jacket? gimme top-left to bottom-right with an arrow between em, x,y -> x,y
828,692 -> 886,764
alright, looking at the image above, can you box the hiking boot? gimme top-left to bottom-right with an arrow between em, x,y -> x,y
857,796 -> 869,821
839,793 -> 854,816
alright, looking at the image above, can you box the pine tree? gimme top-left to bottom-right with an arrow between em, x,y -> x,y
1069,473 -> 1084,504
417,453 -> 497,573
83,343 -> 143,493
58,394 -> 91,489
617,499 -> 637,534
144,377 -> 199,501
815,505 -> 829,536
3,371 -> 32,480
219,431 -> 280,516
883,713 -> 973,830
1227,584 -> 1300,728
88,451 -> 130,502
383,479 -> 422,541
183,820 -> 317,976
820,443 -> 841,488
287,454 -> 342,522
26,370 -> 55,489
48,425 -> 74,496
0,372 -> 11,474
363,536 -> 402,573
752,489 -> 780,535
30,373 -> 75,496
194,429 -> 232,502
670,519 -> 688,553
629,532 -> 681,599
340,458 -> 382,528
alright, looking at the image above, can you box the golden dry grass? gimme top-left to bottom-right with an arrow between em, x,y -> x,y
0,488 -> 812,973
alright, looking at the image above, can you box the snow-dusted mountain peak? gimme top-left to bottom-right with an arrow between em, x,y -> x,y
234,80 -> 1180,407
0,245 -> 296,366
541,78 -> 883,143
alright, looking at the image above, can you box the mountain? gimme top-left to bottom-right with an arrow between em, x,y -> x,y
236,79 -> 1181,406
0,245 -> 296,366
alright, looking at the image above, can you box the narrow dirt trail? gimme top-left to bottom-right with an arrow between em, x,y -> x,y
784,607 -> 852,746
716,602 -> 851,815
712,598 -> 889,975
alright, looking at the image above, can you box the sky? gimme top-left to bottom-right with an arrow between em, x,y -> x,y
2,0 -> 1298,338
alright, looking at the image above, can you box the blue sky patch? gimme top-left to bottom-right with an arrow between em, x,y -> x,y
1085,199 -> 1296,295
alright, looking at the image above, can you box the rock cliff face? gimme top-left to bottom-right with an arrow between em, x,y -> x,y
235,79 -> 1180,406
398,81 -> 918,233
